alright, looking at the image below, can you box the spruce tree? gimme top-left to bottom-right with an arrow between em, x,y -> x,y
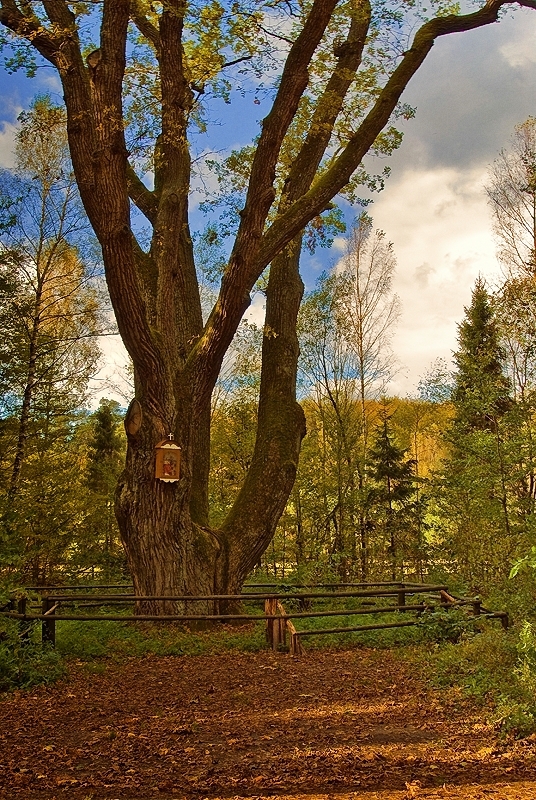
452,277 -> 511,431
437,278 -> 517,587
77,399 -> 126,580
87,400 -> 124,495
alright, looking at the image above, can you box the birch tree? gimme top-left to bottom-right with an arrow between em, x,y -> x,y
0,98 -> 103,500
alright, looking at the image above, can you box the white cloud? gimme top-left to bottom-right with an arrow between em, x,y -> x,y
499,16 -> 536,68
0,120 -> 18,168
370,166 -> 501,396
0,97 -> 23,168
414,262 -> 435,289
244,292 -> 266,327
331,235 -> 347,253
89,334 -> 131,408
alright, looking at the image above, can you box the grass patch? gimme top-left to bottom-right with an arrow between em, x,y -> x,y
55,618 -> 268,660
287,596 -> 481,650
55,598 -> 484,659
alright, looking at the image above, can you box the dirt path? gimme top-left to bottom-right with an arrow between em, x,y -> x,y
1,647 -> 536,800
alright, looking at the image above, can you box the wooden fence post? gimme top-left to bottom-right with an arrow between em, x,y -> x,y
272,608 -> 280,651
265,598 -> 277,648
276,601 -> 288,649
289,631 -> 303,656
42,597 -> 56,648
472,597 -> 481,617
17,598 -> 31,645
397,588 -> 406,612
287,618 -> 303,656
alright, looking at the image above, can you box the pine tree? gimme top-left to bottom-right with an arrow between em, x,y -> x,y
368,405 -> 416,579
87,400 -> 124,495
78,399 -> 126,580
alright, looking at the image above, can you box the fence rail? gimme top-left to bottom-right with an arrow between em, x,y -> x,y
1,582 -> 509,653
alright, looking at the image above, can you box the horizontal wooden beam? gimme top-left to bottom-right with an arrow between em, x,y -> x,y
296,620 -> 418,636
25,586 -> 450,602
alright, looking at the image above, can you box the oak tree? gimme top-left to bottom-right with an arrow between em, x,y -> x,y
1,0 -> 535,609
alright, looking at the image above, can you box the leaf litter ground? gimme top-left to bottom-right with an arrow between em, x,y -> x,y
2,644 -> 536,800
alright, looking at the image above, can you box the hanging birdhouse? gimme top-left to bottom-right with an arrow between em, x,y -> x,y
155,435 -> 181,482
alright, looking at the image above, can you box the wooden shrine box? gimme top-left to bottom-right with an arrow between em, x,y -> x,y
155,436 -> 181,482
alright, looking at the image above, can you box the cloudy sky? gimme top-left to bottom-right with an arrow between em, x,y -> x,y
0,8 -> 535,399
361,10 -> 536,395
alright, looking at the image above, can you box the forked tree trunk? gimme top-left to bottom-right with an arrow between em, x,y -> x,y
115,330 -> 305,612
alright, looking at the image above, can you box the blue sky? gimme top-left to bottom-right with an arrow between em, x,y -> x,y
1,8 -> 535,398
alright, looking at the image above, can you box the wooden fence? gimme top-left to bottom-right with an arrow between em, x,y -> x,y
0,582 -> 509,653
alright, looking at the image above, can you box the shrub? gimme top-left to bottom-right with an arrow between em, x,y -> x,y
411,621 -> 536,739
0,617 -> 64,692
416,607 -> 479,644
499,621 -> 536,737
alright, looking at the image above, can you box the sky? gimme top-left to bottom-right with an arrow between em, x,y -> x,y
357,10 -> 536,395
0,7 -> 535,400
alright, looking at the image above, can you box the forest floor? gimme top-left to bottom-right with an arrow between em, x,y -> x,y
2,643 -> 536,800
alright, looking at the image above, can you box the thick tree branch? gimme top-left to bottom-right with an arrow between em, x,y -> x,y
81,1 -> 170,418
131,0 -> 161,52
286,0 -> 371,198
41,0 -> 75,29
100,0 -> 129,88
127,164 -> 158,225
153,0 -> 202,364
191,0 -> 340,398
232,0 -> 340,253
0,0 -> 60,63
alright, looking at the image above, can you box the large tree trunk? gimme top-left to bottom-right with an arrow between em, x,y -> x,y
115,315 -> 305,611
115,374 -> 220,613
